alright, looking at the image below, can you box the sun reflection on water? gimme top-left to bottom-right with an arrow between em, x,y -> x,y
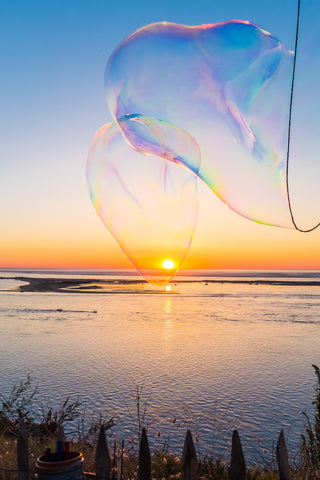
162,296 -> 174,346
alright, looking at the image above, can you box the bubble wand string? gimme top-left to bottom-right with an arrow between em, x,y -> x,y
286,0 -> 319,232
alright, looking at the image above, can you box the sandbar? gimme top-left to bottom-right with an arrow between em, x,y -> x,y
0,275 -> 320,294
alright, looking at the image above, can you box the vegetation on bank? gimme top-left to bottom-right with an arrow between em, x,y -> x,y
1,366 -> 320,479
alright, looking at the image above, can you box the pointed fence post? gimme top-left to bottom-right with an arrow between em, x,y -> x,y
277,430 -> 290,480
17,418 -> 29,480
182,430 -> 199,480
57,424 -> 66,444
112,442 -> 116,480
120,439 -> 124,480
138,427 -> 151,480
229,430 -> 246,480
95,424 -> 110,480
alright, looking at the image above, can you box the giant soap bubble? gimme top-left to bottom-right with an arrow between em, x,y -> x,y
87,12 -> 319,284
104,21 -> 293,227
87,116 -> 199,285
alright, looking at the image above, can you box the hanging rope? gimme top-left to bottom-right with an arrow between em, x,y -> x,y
286,0 -> 320,232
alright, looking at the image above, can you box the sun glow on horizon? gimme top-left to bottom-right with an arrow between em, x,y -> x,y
162,259 -> 175,269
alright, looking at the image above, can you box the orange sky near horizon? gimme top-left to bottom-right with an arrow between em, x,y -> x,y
1,181 -> 320,271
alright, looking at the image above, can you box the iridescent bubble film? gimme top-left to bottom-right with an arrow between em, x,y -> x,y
87,17 -> 318,283
105,21 -> 293,227
87,117 -> 199,285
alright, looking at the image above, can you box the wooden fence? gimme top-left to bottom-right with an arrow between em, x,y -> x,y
13,419 -> 291,480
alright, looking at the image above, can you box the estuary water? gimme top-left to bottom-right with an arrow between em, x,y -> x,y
0,269 -> 320,463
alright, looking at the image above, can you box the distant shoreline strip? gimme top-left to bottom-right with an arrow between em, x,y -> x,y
1,276 -> 320,294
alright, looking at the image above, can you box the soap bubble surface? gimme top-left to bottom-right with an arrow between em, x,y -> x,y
87,117 -> 199,285
105,20 -> 293,228
87,17 -> 319,283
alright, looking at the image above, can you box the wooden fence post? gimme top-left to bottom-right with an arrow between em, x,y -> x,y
112,442 -> 116,480
229,430 -> 246,480
57,424 -> 66,444
182,430 -> 199,480
138,427 -> 151,480
95,424 -> 110,480
17,418 -> 29,480
277,430 -> 290,480
120,439 -> 124,480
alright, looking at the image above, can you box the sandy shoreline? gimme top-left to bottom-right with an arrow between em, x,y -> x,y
1,276 -> 320,293
0,276 -> 147,293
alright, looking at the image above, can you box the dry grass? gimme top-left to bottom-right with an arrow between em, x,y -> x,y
1,370 -> 320,479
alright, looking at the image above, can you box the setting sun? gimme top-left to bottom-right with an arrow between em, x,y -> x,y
162,259 -> 175,269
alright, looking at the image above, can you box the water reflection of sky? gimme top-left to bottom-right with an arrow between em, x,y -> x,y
162,296 -> 174,347
0,273 -> 319,464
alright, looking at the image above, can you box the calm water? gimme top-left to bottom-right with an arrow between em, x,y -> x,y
1,269 -> 320,463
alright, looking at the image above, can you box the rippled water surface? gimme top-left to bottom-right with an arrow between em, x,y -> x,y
0,269 -> 320,462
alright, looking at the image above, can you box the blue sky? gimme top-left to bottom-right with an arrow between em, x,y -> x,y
1,0 -> 319,270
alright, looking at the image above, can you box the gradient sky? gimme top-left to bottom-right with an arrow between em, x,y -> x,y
1,0 -> 319,271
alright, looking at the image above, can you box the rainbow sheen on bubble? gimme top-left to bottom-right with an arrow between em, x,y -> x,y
87,116 -> 199,285
105,20 -> 293,228
87,18 -> 319,284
